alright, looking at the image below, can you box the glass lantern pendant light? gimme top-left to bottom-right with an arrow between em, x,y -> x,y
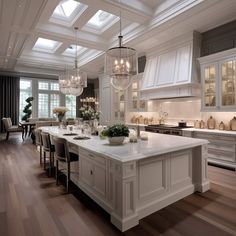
105,0 -> 137,90
59,27 -> 87,96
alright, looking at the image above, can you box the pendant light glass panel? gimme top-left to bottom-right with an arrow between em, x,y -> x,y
106,45 -> 137,90
59,27 -> 87,96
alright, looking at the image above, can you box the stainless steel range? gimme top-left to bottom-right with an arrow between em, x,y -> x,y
145,124 -> 193,136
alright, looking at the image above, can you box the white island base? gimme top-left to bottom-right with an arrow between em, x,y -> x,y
42,128 -> 210,232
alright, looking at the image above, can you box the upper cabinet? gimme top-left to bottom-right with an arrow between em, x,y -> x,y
140,32 -> 201,100
128,73 -> 147,112
199,48 -> 236,111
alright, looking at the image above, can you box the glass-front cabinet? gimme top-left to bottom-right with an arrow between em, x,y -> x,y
220,59 -> 236,108
199,48 -> 236,111
202,64 -> 217,109
113,89 -> 126,123
129,73 -> 147,112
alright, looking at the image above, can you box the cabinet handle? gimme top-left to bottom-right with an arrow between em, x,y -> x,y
90,170 -> 93,175
89,153 -> 94,158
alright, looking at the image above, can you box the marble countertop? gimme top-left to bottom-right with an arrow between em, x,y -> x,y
183,128 -> 236,136
41,127 -> 208,162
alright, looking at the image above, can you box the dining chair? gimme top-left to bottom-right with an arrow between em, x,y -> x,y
52,136 -> 79,193
41,132 -> 55,176
2,117 -> 24,140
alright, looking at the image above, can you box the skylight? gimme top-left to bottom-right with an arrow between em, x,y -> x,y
83,10 -> 119,34
50,0 -> 87,27
33,38 -> 62,53
53,0 -> 79,18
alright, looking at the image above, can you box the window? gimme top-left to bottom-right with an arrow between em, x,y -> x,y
66,95 -> 76,118
19,79 -> 32,120
38,80 -> 61,118
38,93 -> 49,118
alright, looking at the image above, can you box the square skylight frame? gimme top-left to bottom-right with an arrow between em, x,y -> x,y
32,37 -> 62,54
82,10 -> 119,35
50,0 -> 88,27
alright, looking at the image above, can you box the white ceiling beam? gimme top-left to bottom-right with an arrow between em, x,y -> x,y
72,7 -> 98,29
35,23 -> 108,51
78,0 -> 150,23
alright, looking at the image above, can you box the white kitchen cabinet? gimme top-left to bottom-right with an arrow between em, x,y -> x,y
199,48 -> 236,111
128,73 -> 147,112
141,32 -> 201,100
183,129 -> 236,170
112,89 -> 126,123
79,148 -> 107,199
141,57 -> 158,89
99,74 -> 112,125
99,74 -> 127,125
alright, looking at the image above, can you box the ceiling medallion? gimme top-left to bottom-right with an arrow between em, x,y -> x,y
59,27 -> 87,96
105,1 -> 137,90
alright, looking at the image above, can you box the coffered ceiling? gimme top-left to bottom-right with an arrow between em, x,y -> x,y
0,0 -> 236,78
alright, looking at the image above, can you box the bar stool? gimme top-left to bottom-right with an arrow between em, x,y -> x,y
34,128 -> 42,165
41,132 -> 55,176
52,136 -> 79,193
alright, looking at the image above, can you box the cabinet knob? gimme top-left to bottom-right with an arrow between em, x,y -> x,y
90,170 -> 93,175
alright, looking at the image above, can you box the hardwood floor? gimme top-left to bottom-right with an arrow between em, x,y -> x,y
0,134 -> 236,236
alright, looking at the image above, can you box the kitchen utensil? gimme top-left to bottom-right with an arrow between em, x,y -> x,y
207,116 -> 216,129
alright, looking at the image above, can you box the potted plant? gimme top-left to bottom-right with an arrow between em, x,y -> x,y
101,124 -> 129,145
22,97 -> 34,121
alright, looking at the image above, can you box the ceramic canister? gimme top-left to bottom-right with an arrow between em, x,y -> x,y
219,121 -> 225,130
207,116 -> 216,129
230,117 -> 236,131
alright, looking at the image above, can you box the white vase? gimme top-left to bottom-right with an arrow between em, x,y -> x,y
108,136 -> 125,145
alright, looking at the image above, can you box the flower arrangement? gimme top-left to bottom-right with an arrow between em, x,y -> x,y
53,107 -> 69,115
79,105 -> 99,120
53,107 -> 69,122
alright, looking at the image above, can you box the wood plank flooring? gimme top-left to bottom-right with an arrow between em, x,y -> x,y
0,134 -> 236,236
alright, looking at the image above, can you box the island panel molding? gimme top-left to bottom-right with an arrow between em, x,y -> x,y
41,127 -> 210,231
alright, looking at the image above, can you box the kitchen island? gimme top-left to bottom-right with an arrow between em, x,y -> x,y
41,127 -> 210,231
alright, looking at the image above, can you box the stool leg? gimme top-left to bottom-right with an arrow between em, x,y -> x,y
6,132 -> 9,140
49,151 -> 52,176
66,162 -> 70,193
43,151 -> 46,170
56,160 -> 59,185
39,145 -> 42,166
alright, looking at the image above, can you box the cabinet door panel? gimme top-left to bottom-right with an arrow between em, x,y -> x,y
220,59 -> 236,108
93,164 -> 106,198
156,50 -> 176,86
142,57 -> 158,89
175,45 -> 191,83
201,63 -> 218,110
80,157 -> 93,187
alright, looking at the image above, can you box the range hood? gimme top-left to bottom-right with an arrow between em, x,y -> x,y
140,32 -> 201,100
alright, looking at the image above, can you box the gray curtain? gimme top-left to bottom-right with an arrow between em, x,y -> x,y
0,75 -> 20,132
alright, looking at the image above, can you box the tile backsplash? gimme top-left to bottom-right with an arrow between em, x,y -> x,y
127,98 -> 236,127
